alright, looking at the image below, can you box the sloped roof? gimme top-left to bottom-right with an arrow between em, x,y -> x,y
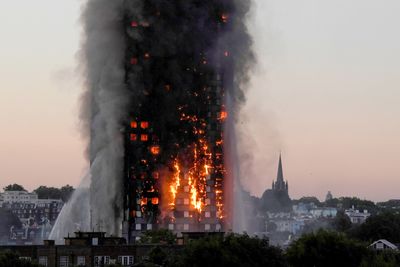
369,239 -> 398,250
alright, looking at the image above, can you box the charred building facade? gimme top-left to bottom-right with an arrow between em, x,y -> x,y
121,1 -> 243,241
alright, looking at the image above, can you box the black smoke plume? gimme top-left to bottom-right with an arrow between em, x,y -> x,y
51,0 -> 254,238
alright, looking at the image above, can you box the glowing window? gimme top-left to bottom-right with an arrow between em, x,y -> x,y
184,199 -> 189,205
152,172 -> 159,179
131,121 -> 138,128
150,146 -> 160,155
205,199 -> 211,205
205,211 -> 211,218
130,134 -> 137,141
151,198 -> 159,205
141,121 -> 149,129
184,211 -> 189,218
221,14 -> 229,23
131,21 -> 138,27
130,57 -> 138,65
141,134 -> 148,141
135,224 -> 141,230
220,111 -> 228,121
184,186 -> 190,193
144,53 -> 150,59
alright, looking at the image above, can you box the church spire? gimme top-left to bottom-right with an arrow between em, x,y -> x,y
277,153 -> 284,182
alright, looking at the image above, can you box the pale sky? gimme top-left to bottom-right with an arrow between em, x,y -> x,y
0,0 -> 399,201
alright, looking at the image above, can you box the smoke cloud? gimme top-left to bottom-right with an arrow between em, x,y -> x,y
52,0 -> 255,239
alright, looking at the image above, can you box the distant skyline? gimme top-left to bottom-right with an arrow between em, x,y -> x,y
0,0 -> 399,201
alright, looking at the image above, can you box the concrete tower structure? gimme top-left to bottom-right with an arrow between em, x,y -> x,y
122,2 -> 234,243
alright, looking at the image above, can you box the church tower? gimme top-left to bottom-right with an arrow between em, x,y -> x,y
272,154 -> 289,194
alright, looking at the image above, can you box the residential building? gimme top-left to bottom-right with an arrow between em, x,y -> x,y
369,239 -> 398,251
345,207 -> 370,224
1,191 -> 63,245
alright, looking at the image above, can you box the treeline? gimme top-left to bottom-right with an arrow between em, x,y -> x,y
135,227 -> 400,267
136,212 -> 400,267
2,184 -> 74,203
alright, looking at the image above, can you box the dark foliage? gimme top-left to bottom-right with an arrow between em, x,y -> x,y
293,196 -> 322,207
169,233 -> 287,267
286,230 -> 369,267
138,229 -> 177,245
33,185 -> 74,202
331,210 -> 352,232
260,189 -> 292,213
349,212 -> 400,243
3,184 -> 26,192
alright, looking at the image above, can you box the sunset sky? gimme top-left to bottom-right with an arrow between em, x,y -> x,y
0,0 -> 399,201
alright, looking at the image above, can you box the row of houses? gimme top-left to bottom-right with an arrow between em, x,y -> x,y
0,231 -> 224,267
265,202 -> 371,237
0,191 -> 64,245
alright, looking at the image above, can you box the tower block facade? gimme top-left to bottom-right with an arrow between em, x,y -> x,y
122,2 -> 233,241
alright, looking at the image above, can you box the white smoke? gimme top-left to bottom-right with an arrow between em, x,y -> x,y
50,0 -> 128,240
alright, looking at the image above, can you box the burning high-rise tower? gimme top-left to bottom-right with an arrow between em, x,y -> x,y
123,1 -> 236,241
50,0 -> 253,242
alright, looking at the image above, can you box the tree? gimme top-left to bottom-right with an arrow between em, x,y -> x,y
294,196 -> 322,207
60,185 -> 74,202
260,189 -> 292,213
377,200 -> 400,213
286,230 -> 369,267
138,229 -> 177,245
331,210 -> 352,232
324,198 -> 340,208
349,212 -> 400,243
3,184 -> 26,192
170,233 -> 287,267
338,197 -> 378,215
33,185 -> 74,202
33,186 -> 61,200
148,246 -> 168,266
359,251 -> 400,267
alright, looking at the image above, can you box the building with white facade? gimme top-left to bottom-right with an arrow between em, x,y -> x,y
1,190 -> 64,245
1,191 -> 38,204
369,239 -> 398,251
345,207 -> 370,224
